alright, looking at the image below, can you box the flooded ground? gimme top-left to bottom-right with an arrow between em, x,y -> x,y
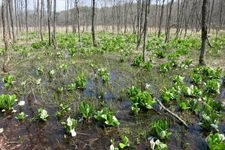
0,34 -> 225,149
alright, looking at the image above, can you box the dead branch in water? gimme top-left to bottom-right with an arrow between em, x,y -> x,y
155,98 -> 188,128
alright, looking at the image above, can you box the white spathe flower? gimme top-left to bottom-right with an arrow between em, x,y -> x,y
12,109 -> 17,113
150,138 -> 156,150
2,109 -> 5,112
145,83 -> 151,89
36,79 -> 41,85
110,144 -> 115,150
218,133 -> 225,141
21,81 -> 26,86
0,128 -> 3,134
18,101 -> 25,106
70,129 -> 77,137
187,87 -> 191,95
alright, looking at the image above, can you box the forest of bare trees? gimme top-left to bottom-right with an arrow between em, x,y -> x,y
1,0 -> 225,36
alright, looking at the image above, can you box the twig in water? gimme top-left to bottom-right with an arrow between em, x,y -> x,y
155,98 -> 188,128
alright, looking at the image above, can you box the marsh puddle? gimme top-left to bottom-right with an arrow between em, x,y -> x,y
220,87 -> 225,99
83,71 -> 123,101
0,93 -> 222,150
0,71 -> 224,149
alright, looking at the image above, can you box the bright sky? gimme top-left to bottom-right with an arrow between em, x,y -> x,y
0,0 -> 165,12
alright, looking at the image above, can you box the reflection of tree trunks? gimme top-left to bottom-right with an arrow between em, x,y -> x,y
199,0 -> 208,66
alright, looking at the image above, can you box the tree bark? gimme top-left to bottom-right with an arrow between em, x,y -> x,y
199,0 -> 208,66
208,0 -> 215,33
65,0 -> 69,33
40,0 -> 44,41
52,0 -> 57,48
142,0 -> 151,61
47,0 -> 52,46
2,0 -> 10,73
8,0 -> 16,43
75,0 -> 81,42
158,0 -> 165,37
91,0 -> 97,47
165,0 -> 174,43
25,0 -> 28,42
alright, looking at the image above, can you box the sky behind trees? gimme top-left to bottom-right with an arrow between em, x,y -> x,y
0,0 -> 161,12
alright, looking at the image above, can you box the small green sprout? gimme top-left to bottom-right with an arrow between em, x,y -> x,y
38,108 -> 49,122
61,117 -> 77,137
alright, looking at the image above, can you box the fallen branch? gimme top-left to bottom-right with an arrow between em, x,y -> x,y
155,98 -> 188,128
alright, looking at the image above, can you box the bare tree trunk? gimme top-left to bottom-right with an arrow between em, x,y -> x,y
91,0 -> 97,47
25,0 -> 28,42
36,0 -> 40,35
136,1 -> 145,49
154,0 -> 159,35
165,0 -> 174,43
52,0 -> 57,48
216,0 -> 224,36
2,0 -> 10,73
183,0 -> 190,38
72,1 -> 76,33
65,0 -> 69,33
112,0 -> 115,33
116,2 -> 121,33
14,0 -> 19,35
176,0 -> 182,38
199,0 -> 208,66
136,0 -> 141,35
8,0 -> 16,43
208,0 -> 215,33
18,0 -> 23,33
158,0 -> 165,37
124,1 -> 128,33
6,2 -> 11,40
142,0 -> 151,61
75,0 -> 81,42
40,0 -> 44,41
47,0 -> 52,46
